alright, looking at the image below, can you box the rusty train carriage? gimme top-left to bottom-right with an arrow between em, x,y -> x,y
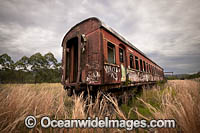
61,17 -> 164,93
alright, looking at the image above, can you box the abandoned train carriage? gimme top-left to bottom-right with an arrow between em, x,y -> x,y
61,17 -> 164,94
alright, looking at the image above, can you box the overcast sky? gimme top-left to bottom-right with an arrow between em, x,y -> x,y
0,0 -> 200,74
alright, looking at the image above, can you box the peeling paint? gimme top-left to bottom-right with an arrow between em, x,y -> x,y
127,70 -> 139,82
127,69 -> 163,82
104,65 -> 119,81
62,17 -> 164,90
86,70 -> 100,83
121,64 -> 126,81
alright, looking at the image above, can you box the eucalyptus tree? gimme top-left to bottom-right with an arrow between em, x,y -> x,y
0,53 -> 14,70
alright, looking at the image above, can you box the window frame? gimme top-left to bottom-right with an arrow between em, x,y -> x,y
143,61 -> 146,72
119,47 -> 124,63
135,56 -> 139,70
149,64 -> 151,73
107,42 -> 116,64
140,59 -> 143,71
129,54 -> 134,69
146,63 -> 149,73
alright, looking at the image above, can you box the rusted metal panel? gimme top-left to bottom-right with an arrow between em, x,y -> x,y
86,70 -> 101,84
85,29 -> 102,85
101,29 -> 126,84
61,17 -> 164,90
63,19 -> 101,42
61,18 -> 102,87
127,69 -> 140,82
99,19 -> 163,71
104,63 -> 121,83
101,28 -> 164,84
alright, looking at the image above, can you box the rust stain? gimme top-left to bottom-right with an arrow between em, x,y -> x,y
61,17 -> 164,90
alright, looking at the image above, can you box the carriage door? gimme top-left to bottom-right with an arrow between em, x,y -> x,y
66,37 -> 79,83
119,44 -> 126,82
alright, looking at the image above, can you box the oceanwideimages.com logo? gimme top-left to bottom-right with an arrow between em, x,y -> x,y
25,115 -> 176,130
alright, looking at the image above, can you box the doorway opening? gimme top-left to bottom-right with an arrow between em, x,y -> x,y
66,37 -> 79,83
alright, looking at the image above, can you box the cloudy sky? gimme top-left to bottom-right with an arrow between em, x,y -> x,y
0,0 -> 200,74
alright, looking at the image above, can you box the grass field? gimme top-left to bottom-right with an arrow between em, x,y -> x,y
0,80 -> 199,132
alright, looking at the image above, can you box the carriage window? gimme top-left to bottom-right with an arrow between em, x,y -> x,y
152,66 -> 154,74
143,61 -> 146,72
140,59 -> 143,71
149,64 -> 151,73
130,54 -> 134,68
119,48 -> 124,63
146,63 -> 149,73
107,42 -> 115,64
153,66 -> 155,74
155,68 -> 157,75
135,56 -> 139,70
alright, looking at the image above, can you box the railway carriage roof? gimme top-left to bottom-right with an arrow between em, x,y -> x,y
65,17 -> 163,70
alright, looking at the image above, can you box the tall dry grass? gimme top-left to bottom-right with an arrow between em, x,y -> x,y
0,84 -> 127,132
0,83 -> 73,132
136,80 -> 200,133
71,92 -> 127,133
0,80 -> 199,132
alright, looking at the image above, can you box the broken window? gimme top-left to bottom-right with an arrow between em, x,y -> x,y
130,54 -> 134,68
147,63 -> 149,73
140,59 -> 143,71
107,42 -> 115,64
135,56 -> 139,70
143,61 -> 146,72
153,66 -> 155,74
149,64 -> 151,73
155,68 -> 157,74
119,48 -> 124,63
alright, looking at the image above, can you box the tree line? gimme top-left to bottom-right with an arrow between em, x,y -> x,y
166,72 -> 200,80
0,52 -> 62,83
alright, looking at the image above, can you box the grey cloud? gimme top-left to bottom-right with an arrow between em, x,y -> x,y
0,0 -> 200,74
147,52 -> 200,74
